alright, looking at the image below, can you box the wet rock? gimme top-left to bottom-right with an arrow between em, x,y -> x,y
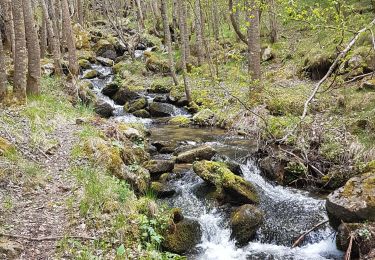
151,181 -> 176,198
176,145 -> 217,163
258,155 -> 286,184
212,154 -> 243,176
192,109 -> 216,126
152,141 -> 177,153
0,137 -> 13,156
124,97 -> 148,113
112,87 -> 140,105
162,218 -> 202,254
149,102 -> 176,117
144,159 -> 175,176
175,97 -> 189,107
133,109 -> 151,118
96,56 -> 114,67
193,160 -> 259,205
153,95 -> 168,103
101,82 -> 119,98
326,171 -> 375,227
0,239 -> 23,259
94,99 -> 114,118
78,59 -> 91,69
82,69 -> 99,79
230,204 -> 264,246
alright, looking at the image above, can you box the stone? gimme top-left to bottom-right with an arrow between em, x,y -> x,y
162,218 -> 202,254
262,46 -> 274,61
192,109 -> 216,126
82,69 -> 99,79
326,171 -> 375,227
230,204 -> 264,246
148,82 -> 172,94
94,99 -> 114,118
124,98 -> 148,113
78,59 -> 91,69
41,63 -> 55,76
176,145 -> 217,163
123,127 -> 142,140
212,154 -> 243,176
96,56 -> 114,67
112,87 -> 140,105
101,82 -> 119,98
149,102 -> 177,117
95,39 -> 116,57
121,166 -> 150,194
78,81 -> 97,106
258,155 -> 286,184
133,109 -> 151,118
144,159 -> 175,176
151,182 -> 176,198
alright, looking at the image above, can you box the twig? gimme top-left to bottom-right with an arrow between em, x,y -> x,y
344,235 -> 354,260
0,233 -> 96,241
345,72 -> 374,83
292,220 -> 329,248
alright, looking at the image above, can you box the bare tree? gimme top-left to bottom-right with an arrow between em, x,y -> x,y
23,0 -> 41,95
40,19 -> 47,58
269,0 -> 277,43
194,0 -> 204,65
247,0 -> 261,80
0,30 -> 7,103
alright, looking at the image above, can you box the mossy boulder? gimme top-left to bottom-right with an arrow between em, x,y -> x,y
303,50 -> 334,80
151,181 -> 176,198
193,160 -> 259,205
112,87 -> 141,105
145,54 -> 170,74
124,97 -> 148,113
101,82 -> 119,98
230,204 -> 264,246
77,50 -> 96,63
149,102 -> 176,117
192,109 -> 216,126
176,145 -> 217,163
151,141 -> 177,154
78,59 -> 91,70
96,56 -> 114,67
94,99 -> 114,118
169,116 -> 191,127
0,137 -> 14,156
122,166 -> 150,194
326,171 -> 375,228
94,39 -> 116,58
82,69 -> 99,79
162,218 -> 202,254
133,109 -> 151,118
144,159 -> 175,177
148,82 -> 172,94
360,79 -> 375,91
121,145 -> 150,165
78,81 -> 96,106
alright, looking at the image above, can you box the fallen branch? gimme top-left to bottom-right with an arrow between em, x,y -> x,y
280,18 -> 375,143
345,72 -> 374,83
0,233 -> 96,242
344,235 -> 354,260
292,220 -> 329,248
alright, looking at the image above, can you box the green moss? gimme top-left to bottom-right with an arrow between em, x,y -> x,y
168,116 -> 191,127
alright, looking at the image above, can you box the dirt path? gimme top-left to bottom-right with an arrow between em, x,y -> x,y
0,118 -> 81,259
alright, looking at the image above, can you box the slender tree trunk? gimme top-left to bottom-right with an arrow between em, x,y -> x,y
177,0 -> 192,103
269,0 -> 277,43
247,0 -> 261,80
194,0 -> 204,65
61,0 -> 79,77
40,19 -> 48,58
161,0 -> 179,86
77,0 -> 84,25
12,0 -> 27,103
228,0 -> 247,44
0,0 -> 15,55
40,0 -> 62,75
0,30 -> 7,103
181,0 -> 190,61
135,0 -> 144,31
23,0 -> 41,95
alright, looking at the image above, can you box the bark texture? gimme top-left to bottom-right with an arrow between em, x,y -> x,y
0,30 -> 7,103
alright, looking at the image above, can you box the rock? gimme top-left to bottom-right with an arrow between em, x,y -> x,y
175,97 -> 189,107
121,166 -> 150,194
95,39 -> 116,57
152,141 -> 177,154
144,159 -> 175,176
176,145 -> 217,163
258,155 -> 286,184
303,52 -> 333,80
73,24 -> 90,50
96,56 -> 114,67
124,97 -> 148,113
112,87 -> 140,105
132,109 -> 150,118
168,116 -> 191,127
162,218 -> 202,254
153,95 -> 168,103
121,145 -> 149,165
94,99 -> 114,118
123,127 -> 142,140
192,109 -> 216,126
360,79 -> 375,91
101,82 -> 119,98
0,239 -> 23,259
230,204 -> 264,246
193,160 -> 259,205
151,182 -> 176,198
82,69 -> 99,79
78,59 -> 91,69
0,137 -> 13,156
262,46 -> 274,61
149,102 -> 176,117
148,82 -> 172,94
101,50 -> 118,60
326,171 -> 375,227
212,154 -> 243,176
75,118 -> 86,125
145,55 -> 170,73
41,63 -> 55,76
78,81 -> 97,106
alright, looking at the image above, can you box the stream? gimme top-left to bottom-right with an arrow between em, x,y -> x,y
81,63 -> 344,260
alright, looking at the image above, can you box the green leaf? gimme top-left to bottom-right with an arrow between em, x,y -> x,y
116,244 -> 126,256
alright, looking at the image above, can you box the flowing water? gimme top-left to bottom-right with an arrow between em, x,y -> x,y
83,63 -> 344,260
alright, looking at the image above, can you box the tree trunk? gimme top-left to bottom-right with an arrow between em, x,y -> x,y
160,0 -> 179,86
40,0 -> 62,75
77,0 -> 84,25
135,0 -> 144,31
228,0 -> 247,44
269,0 -> 277,43
61,0 -> 79,77
247,1 -> 261,80
181,0 -> 190,61
177,0 -> 192,103
23,0 -> 41,95
40,19 -> 48,58
12,0 -> 27,103
194,0 -> 204,65
0,30 -> 7,103
0,0 -> 15,54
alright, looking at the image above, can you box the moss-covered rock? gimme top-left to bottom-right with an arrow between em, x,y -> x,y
361,79 -> 375,91
303,50 -> 334,80
145,54 -> 170,74
176,145 -> 217,163
168,116 -> 191,127
121,145 -> 150,165
78,59 -> 91,70
326,171 -> 375,228
123,166 -> 150,194
82,69 -> 99,79
151,181 -> 176,198
149,102 -> 176,117
193,160 -> 259,205
94,39 -> 116,57
192,109 -> 216,126
144,159 -> 175,177
148,81 -> 172,94
0,137 -> 14,156
94,99 -> 114,118
101,82 -> 119,98
162,218 -> 202,254
78,81 -> 97,106
230,204 -> 264,246
132,109 -> 151,118
112,87 -> 141,105
96,56 -> 114,67
77,50 -> 96,63
124,97 -> 148,113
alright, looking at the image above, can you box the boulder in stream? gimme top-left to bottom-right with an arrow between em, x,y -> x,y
124,97 -> 148,113
230,204 -> 264,246
149,102 -> 176,117
193,160 -> 259,205
78,59 -> 91,70
102,82 -> 119,98
133,109 -> 151,118
144,159 -> 175,176
151,181 -> 176,198
326,171 -> 375,227
192,109 -> 216,126
176,145 -> 217,163
112,87 -> 140,105
94,99 -> 114,118
96,56 -> 114,67
82,69 -> 99,79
